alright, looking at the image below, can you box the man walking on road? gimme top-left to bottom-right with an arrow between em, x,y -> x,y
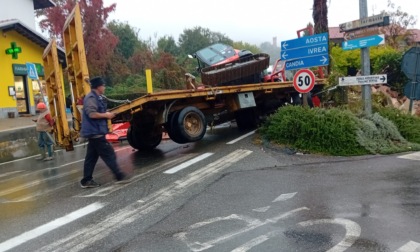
80,77 -> 131,188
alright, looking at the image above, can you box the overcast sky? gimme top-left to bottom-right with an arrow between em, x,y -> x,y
102,0 -> 418,46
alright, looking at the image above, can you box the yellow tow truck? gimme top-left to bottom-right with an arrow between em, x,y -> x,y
42,4 -> 325,152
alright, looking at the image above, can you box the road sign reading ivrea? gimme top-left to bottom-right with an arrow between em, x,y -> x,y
339,14 -> 389,32
285,55 -> 329,71
342,34 -> 385,51
293,69 -> 315,93
280,32 -> 329,71
281,44 -> 328,61
338,75 -> 387,86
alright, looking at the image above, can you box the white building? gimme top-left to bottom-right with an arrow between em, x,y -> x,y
0,0 -> 54,30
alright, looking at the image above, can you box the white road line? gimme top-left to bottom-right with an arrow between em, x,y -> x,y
175,207 -> 309,252
164,153 -> 213,174
272,192 -> 297,202
0,171 -> 23,179
398,152 -> 420,161
38,149 -> 253,252
226,130 -> 256,144
395,241 -> 420,252
77,153 -> 197,197
0,202 -> 104,252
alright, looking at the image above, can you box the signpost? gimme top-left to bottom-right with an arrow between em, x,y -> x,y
342,34 -> 385,51
343,27 -> 379,41
285,55 -> 329,71
280,32 -> 329,71
293,69 -> 315,93
338,74 -> 387,86
339,14 -> 389,32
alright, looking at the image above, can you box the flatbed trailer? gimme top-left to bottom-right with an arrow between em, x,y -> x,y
42,3 -> 325,151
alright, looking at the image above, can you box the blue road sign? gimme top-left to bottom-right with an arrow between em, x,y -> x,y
404,81 -> 420,100
342,34 -> 385,51
26,62 -> 39,80
281,32 -> 328,50
281,44 -> 328,61
285,55 -> 329,71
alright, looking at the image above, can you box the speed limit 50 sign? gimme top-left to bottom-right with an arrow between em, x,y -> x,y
293,69 -> 315,93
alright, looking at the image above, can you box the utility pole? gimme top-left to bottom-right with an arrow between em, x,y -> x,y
360,0 -> 372,115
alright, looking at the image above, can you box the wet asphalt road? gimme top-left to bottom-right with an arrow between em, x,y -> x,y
0,123 -> 419,252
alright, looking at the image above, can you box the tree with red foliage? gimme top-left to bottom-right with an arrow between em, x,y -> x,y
36,0 -> 118,76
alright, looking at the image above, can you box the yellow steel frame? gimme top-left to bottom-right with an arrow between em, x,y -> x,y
42,39 -> 73,150
63,3 -> 90,133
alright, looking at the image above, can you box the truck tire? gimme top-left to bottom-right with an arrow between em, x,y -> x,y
171,107 -> 207,143
127,125 -> 162,150
166,110 -> 187,144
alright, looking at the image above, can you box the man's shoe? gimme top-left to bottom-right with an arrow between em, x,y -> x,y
35,155 -> 45,160
80,180 -> 101,188
115,176 -> 133,185
43,156 -> 53,161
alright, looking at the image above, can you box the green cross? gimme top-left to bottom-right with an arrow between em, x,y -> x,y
5,42 -> 22,59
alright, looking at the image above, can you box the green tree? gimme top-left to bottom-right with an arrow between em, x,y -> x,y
36,0 -> 118,77
232,41 -> 260,54
380,0 -> 417,49
178,26 -> 233,55
157,36 -> 180,56
107,21 -> 140,59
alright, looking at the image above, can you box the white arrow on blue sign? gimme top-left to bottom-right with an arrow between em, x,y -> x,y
281,44 -> 328,61
281,32 -> 328,50
285,55 -> 329,71
342,34 -> 385,51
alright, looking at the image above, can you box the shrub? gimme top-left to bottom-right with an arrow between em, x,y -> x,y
259,106 -> 367,156
376,107 -> 420,144
259,106 -> 420,156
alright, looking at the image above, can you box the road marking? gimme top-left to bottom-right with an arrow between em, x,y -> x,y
226,130 -> 256,144
398,152 -> 420,161
164,153 -> 213,174
0,202 -> 104,252
272,192 -> 297,202
395,241 -> 420,252
76,153 -> 197,197
252,206 -> 271,212
0,170 -> 23,179
298,218 -> 361,252
175,207 -> 309,252
37,149 -> 252,252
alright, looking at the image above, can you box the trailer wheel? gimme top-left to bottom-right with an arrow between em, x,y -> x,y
169,107 -> 206,143
127,125 -> 162,150
166,110 -> 187,144
127,126 -> 141,149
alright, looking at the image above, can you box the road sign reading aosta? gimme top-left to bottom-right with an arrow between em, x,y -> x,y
293,69 -> 315,93
281,32 -> 328,51
338,75 -> 387,86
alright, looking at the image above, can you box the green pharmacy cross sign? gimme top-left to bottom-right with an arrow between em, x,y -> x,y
5,42 -> 22,59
